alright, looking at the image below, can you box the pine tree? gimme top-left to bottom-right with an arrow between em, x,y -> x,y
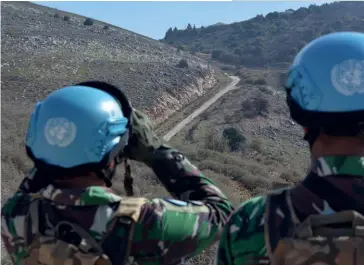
165,27 -> 173,39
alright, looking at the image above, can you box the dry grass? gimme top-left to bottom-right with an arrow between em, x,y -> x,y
1,102 -> 34,201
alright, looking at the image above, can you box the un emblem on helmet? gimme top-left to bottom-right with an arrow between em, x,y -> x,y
331,59 -> 364,96
44,117 -> 77,147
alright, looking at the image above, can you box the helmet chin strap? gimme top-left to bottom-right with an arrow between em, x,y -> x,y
97,158 -> 134,196
97,166 -> 115,188
123,158 -> 134,196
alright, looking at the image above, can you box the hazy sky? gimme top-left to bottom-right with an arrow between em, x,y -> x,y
33,1 -> 334,40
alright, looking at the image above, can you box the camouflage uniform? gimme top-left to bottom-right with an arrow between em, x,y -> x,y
1,145 -> 234,265
217,156 -> 364,265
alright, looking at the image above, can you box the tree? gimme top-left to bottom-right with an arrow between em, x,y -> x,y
83,18 -> 94,26
294,7 -> 309,18
308,4 -> 321,14
177,44 -> 185,51
331,20 -> 344,31
253,14 -> 266,22
187,23 -> 192,30
223,127 -> 246,152
266,11 -> 280,20
177,59 -> 188,68
165,27 -> 173,39
254,77 -> 267,85
211,50 -> 223,59
219,53 -> 239,64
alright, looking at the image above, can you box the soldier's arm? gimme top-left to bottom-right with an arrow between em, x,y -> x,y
217,196 -> 267,265
129,146 -> 234,264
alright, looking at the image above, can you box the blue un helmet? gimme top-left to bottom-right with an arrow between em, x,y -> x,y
26,81 -> 133,184
285,32 -> 364,145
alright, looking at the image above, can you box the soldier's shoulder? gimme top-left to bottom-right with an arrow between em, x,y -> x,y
220,195 -> 267,264
236,195 -> 266,216
227,195 -> 266,241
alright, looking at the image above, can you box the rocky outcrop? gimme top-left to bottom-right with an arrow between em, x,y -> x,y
146,70 -> 216,124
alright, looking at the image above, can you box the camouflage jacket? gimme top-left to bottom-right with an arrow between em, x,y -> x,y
1,146 -> 234,265
217,156 -> 364,265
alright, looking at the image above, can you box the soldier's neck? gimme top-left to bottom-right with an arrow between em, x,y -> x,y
310,136 -> 364,167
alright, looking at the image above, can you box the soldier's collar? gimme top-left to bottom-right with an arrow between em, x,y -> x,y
35,184 -> 122,206
312,156 -> 364,177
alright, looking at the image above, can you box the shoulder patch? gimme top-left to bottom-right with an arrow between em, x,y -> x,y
163,198 -> 188,207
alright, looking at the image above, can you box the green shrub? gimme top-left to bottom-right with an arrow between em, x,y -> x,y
241,97 -> 269,118
255,98 -> 269,114
63,15 -> 70,21
177,44 -> 186,51
223,127 -> 246,151
211,50 -> 222,59
254,77 -> 267,85
83,18 -> 94,26
177,59 -> 189,68
259,86 -> 271,94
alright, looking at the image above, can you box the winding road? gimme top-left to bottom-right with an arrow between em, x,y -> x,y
163,75 -> 240,141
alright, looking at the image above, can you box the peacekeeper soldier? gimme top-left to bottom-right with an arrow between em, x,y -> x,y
1,81 -> 234,265
217,32 -> 364,265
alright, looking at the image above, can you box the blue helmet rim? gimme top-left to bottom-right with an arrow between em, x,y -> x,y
25,132 -> 128,177
26,81 -> 134,178
286,88 -> 364,136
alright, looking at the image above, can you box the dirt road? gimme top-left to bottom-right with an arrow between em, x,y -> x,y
163,75 -> 240,141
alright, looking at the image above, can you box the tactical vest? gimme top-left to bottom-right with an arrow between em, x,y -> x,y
264,172 -> 364,265
22,197 -> 145,265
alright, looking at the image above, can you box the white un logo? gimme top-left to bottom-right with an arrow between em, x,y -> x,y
331,59 -> 364,96
44,117 -> 77,148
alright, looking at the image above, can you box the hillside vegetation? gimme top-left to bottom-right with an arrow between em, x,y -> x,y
164,1 -> 364,67
170,68 -> 310,198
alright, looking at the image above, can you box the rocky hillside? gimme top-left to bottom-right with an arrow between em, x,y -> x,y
164,1 -> 364,68
1,1 -> 217,125
1,1 -> 223,204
